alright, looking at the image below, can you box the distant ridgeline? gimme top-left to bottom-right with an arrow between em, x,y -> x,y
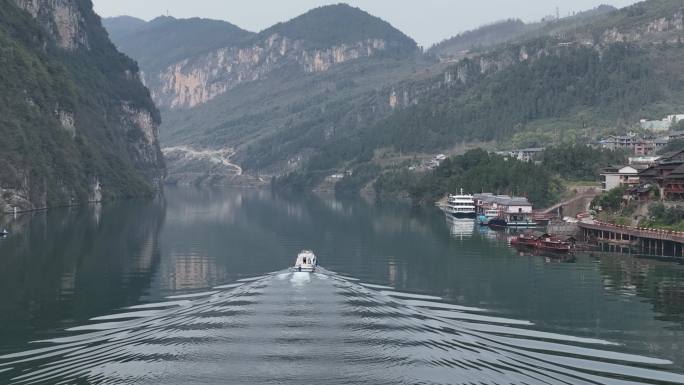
104,1 -> 684,196
0,0 -> 164,212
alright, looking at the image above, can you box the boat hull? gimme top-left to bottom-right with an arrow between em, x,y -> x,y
506,221 -> 539,227
537,244 -> 572,254
292,266 -> 316,272
488,219 -> 507,229
511,238 -> 538,248
449,212 -> 476,219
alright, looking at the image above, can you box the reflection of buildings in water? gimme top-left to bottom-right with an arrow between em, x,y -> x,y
128,233 -> 157,275
91,203 -> 102,227
387,256 -> 408,287
166,192 -> 243,225
446,216 -> 475,239
478,225 -> 501,241
164,254 -> 228,291
373,214 -> 430,236
322,198 -> 346,214
59,270 -> 77,297
598,255 -> 684,322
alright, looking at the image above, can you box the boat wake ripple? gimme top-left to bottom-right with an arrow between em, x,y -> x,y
1,269 -> 683,385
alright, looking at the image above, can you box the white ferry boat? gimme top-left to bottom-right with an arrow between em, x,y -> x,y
445,189 -> 476,219
292,250 -> 317,272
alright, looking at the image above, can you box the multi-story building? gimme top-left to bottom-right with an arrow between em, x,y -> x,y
600,165 -> 646,192
474,194 -> 535,225
599,134 -> 667,155
638,150 -> 684,200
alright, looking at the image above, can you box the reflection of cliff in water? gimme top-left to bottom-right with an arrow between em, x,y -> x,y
0,199 -> 165,352
597,255 -> 684,325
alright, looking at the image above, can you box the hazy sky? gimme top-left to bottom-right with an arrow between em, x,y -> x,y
92,0 -> 639,47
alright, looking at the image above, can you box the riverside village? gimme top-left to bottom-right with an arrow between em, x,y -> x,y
440,112 -> 684,259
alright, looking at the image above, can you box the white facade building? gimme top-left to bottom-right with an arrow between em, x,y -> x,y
600,165 -> 643,192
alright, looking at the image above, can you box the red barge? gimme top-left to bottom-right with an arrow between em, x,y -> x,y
510,231 -> 574,254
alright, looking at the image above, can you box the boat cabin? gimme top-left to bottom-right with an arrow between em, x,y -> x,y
293,250 -> 317,272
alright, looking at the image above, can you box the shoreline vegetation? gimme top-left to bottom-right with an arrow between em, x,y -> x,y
275,146 -> 627,209
593,186 -> 684,232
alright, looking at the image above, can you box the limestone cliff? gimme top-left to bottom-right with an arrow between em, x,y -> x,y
105,4 -> 417,111
13,0 -> 89,50
153,35 -> 393,109
0,0 -> 164,212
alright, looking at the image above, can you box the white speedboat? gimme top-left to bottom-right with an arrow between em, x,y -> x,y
292,250 -> 317,272
0,229 -> 8,237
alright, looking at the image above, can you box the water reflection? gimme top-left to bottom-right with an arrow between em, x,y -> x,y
0,200 -> 165,353
1,187 -> 684,382
598,255 -> 684,325
446,216 -> 475,239
2,271 -> 683,385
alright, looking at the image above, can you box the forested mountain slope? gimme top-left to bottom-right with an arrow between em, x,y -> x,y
429,5 -> 617,61
0,0 -> 164,212
103,1 -> 684,193
275,0 -> 684,191
104,3 -> 426,184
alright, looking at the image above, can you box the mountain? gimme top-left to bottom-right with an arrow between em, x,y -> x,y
101,15 -> 146,37
103,15 -> 255,83
258,3 -> 416,50
274,0 -> 684,192
103,3 -> 423,184
0,0 -> 164,212
429,5 -> 617,61
102,0 -> 684,196
369,1 -> 684,151
111,3 -> 418,111
429,19 -> 529,60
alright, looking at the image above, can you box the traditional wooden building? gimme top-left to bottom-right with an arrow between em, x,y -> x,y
638,150 -> 684,200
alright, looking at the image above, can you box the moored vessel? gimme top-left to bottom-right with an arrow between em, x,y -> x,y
445,189 -> 476,219
510,232 -> 574,254
510,231 -> 541,247
478,209 -> 500,226
488,218 -> 508,229
537,236 -> 573,253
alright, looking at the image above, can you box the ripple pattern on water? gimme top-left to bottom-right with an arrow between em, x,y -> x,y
1,270 -> 683,385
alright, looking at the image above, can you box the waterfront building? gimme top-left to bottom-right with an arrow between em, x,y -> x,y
473,194 -> 535,226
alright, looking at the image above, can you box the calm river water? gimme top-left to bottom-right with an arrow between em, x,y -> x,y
1,187 -> 684,384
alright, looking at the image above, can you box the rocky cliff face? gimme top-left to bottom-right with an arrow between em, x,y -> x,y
0,0 -> 164,212
151,35 -> 393,109
600,11 -> 683,44
14,0 -> 89,49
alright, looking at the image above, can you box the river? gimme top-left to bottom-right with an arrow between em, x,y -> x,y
1,187 -> 684,384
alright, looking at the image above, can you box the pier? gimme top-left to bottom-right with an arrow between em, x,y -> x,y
579,220 -> 684,258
